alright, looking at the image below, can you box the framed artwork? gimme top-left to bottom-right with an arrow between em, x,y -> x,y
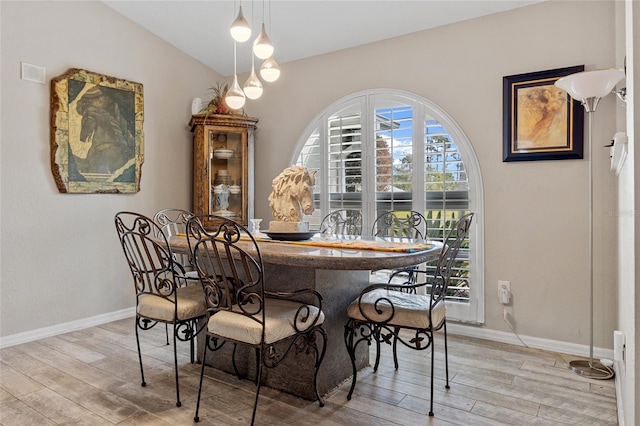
503,65 -> 584,162
51,68 -> 144,193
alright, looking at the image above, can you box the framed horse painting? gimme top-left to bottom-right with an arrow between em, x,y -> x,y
50,68 -> 144,193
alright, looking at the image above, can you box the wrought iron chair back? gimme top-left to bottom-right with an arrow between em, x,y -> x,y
187,215 -> 264,321
372,210 -> 427,288
372,210 -> 427,239
114,211 -> 206,408
344,212 -> 474,418
429,212 -> 474,306
153,208 -> 198,280
319,209 -> 363,236
187,215 -> 327,425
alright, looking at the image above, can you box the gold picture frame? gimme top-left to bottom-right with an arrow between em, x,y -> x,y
51,68 -> 144,193
503,65 -> 584,162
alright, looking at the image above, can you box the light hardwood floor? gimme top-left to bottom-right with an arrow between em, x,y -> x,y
1,318 -> 617,425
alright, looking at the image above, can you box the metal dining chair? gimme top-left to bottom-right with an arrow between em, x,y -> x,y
371,210 -> 427,287
344,213 -> 474,417
319,209 -> 363,236
187,215 -> 327,425
153,208 -> 199,284
114,211 -> 207,407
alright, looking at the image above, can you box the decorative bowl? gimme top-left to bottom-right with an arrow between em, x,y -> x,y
214,149 -> 234,159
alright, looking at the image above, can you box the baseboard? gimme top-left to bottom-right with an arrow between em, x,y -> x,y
0,308 -> 616,361
447,322 -> 615,360
0,307 -> 135,349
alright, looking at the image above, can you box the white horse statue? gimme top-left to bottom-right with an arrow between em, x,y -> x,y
268,166 -> 316,222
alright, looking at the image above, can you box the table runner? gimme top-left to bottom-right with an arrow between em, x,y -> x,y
176,233 -> 433,253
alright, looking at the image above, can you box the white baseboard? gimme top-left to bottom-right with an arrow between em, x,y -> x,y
0,307 -> 135,349
0,309 -> 615,360
447,322 -> 614,360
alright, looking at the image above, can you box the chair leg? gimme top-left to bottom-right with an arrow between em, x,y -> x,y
231,343 -> 241,379
173,325 -> 182,407
251,351 -> 263,425
392,327 -> 400,370
165,323 -> 169,345
190,319 -> 196,364
194,335 -> 209,422
373,326 -> 382,372
443,320 -> 450,389
429,334 -> 435,417
312,327 -> 327,407
344,321 -> 358,400
135,318 -> 146,388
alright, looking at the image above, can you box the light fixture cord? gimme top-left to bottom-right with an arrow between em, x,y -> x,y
234,40 -> 237,76
587,103 -> 594,367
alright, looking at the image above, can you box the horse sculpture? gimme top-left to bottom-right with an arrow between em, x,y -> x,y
268,166 -> 316,222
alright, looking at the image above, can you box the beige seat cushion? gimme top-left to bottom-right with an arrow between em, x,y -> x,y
347,289 -> 445,329
137,283 -> 206,322
208,298 -> 325,345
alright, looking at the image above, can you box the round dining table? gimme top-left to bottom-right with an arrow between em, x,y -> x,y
168,234 -> 443,400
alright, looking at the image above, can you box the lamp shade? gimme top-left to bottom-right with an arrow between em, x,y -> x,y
244,67 -> 264,100
260,56 -> 280,82
230,5 -> 251,43
555,69 -> 625,101
225,75 -> 246,110
253,23 -> 274,59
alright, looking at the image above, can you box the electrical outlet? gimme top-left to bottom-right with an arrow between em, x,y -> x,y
498,280 -> 511,305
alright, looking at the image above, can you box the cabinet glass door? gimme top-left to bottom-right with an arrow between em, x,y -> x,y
208,128 -> 245,221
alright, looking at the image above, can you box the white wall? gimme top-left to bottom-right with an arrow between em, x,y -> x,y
0,1 -> 220,338
245,1 -> 620,349
0,0 -> 623,353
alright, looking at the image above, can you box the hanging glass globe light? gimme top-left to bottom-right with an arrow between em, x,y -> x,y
225,74 -> 246,110
230,5 -> 251,43
260,56 -> 280,83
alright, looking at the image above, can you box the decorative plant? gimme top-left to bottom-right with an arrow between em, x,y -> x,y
200,82 -> 243,116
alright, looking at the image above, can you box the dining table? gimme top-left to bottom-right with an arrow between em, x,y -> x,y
167,232 -> 443,401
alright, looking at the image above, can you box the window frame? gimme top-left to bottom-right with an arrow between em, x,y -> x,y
290,89 -> 485,324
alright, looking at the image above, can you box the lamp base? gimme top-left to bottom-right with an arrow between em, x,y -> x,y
569,360 -> 614,380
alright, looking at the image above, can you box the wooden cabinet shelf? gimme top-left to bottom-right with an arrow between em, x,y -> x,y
189,114 -> 258,228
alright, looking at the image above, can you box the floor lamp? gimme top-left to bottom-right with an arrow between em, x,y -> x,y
555,69 -> 625,379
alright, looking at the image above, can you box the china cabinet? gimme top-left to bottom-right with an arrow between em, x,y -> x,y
189,114 -> 258,228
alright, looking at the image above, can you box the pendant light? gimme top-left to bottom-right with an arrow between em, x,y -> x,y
225,42 -> 246,110
253,0 -> 274,59
260,56 -> 280,82
230,4 -> 251,43
253,23 -> 274,59
244,55 -> 264,100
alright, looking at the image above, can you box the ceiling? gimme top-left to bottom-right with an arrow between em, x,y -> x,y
103,0 -> 541,77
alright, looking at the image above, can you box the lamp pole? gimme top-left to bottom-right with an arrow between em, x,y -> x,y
555,69 -> 624,380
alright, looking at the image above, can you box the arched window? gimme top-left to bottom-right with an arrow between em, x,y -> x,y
291,89 -> 484,323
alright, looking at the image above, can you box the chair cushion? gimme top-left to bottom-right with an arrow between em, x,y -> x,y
207,298 -> 325,345
347,289 -> 445,329
137,283 -> 206,322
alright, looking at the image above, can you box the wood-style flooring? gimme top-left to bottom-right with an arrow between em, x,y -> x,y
0,318 -> 617,425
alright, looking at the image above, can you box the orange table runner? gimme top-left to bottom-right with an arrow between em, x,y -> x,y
285,238 -> 434,252
175,233 -> 434,253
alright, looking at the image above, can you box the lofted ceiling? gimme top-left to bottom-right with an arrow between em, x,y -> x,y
103,0 -> 542,77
